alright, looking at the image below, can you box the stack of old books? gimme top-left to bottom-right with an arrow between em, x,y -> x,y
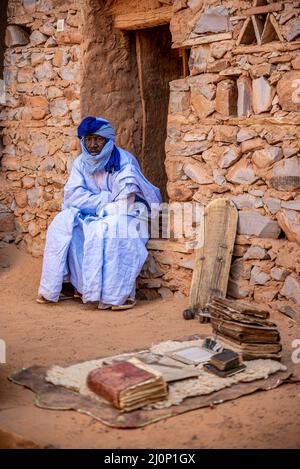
205,349 -> 246,377
87,357 -> 168,411
206,297 -> 282,360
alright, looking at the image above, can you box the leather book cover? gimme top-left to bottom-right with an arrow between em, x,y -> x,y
87,360 -> 155,408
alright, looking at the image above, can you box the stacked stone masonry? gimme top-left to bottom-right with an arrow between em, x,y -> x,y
0,0 -> 83,257
0,0 -> 300,313
143,0 -> 300,313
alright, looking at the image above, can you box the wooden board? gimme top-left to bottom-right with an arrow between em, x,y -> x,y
147,239 -> 194,254
114,6 -> 172,30
268,14 -> 284,42
243,3 -> 283,16
190,198 -> 238,311
252,15 -> 265,46
178,32 -> 232,49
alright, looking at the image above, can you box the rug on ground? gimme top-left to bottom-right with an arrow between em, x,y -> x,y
9,336 -> 299,428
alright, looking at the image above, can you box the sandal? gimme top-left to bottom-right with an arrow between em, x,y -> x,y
74,289 -> 82,299
111,299 -> 136,311
98,301 -> 112,310
36,292 -> 74,304
36,295 -> 52,304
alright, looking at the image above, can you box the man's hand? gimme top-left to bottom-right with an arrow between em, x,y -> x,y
96,193 -> 136,218
96,200 -> 128,218
95,190 -> 113,216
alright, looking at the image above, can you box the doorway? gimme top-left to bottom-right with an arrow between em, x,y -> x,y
81,5 -> 183,201
0,0 -> 8,80
134,25 -> 182,201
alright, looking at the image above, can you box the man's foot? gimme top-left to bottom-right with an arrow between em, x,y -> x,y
97,299 -> 136,310
36,295 -> 53,304
111,299 -> 136,311
98,301 -> 112,310
74,289 -> 82,299
36,292 -> 74,304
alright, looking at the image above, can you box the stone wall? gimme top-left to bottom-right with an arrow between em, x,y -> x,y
1,0 -> 300,312
140,0 -> 300,311
0,0 -> 83,255
0,0 -> 157,253
80,0 -> 143,158
0,0 -> 9,79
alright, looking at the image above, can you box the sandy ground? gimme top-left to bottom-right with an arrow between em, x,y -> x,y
0,244 -> 300,449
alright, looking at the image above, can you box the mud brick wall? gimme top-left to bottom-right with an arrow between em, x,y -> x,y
140,0 -> 300,312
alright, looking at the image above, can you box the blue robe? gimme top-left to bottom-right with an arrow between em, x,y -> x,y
38,148 -> 162,305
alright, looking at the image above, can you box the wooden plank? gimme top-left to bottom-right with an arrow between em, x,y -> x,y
260,13 -> 276,44
243,3 -> 283,16
190,198 -> 238,311
147,239 -> 194,254
114,6 -> 172,30
269,13 -> 284,42
233,40 -> 300,55
175,32 -> 232,49
225,116 -> 300,126
190,115 -> 300,126
180,48 -> 189,78
252,15 -> 264,46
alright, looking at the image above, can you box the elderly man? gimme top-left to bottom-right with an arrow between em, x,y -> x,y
37,116 -> 162,310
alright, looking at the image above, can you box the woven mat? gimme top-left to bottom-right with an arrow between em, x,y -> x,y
10,336 -> 299,429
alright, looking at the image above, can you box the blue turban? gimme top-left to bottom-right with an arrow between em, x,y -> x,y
77,116 -> 120,174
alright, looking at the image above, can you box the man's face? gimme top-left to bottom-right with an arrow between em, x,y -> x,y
83,134 -> 106,155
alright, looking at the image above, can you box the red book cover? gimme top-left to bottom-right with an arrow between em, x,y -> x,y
87,360 -> 155,408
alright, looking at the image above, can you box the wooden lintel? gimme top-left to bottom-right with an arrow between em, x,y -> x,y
233,40 -> 300,55
243,3 -> 283,16
174,32 -> 232,49
114,6 -> 172,30
191,115 -> 300,126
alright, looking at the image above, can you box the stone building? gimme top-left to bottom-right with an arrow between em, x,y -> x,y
1,0 -> 300,312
